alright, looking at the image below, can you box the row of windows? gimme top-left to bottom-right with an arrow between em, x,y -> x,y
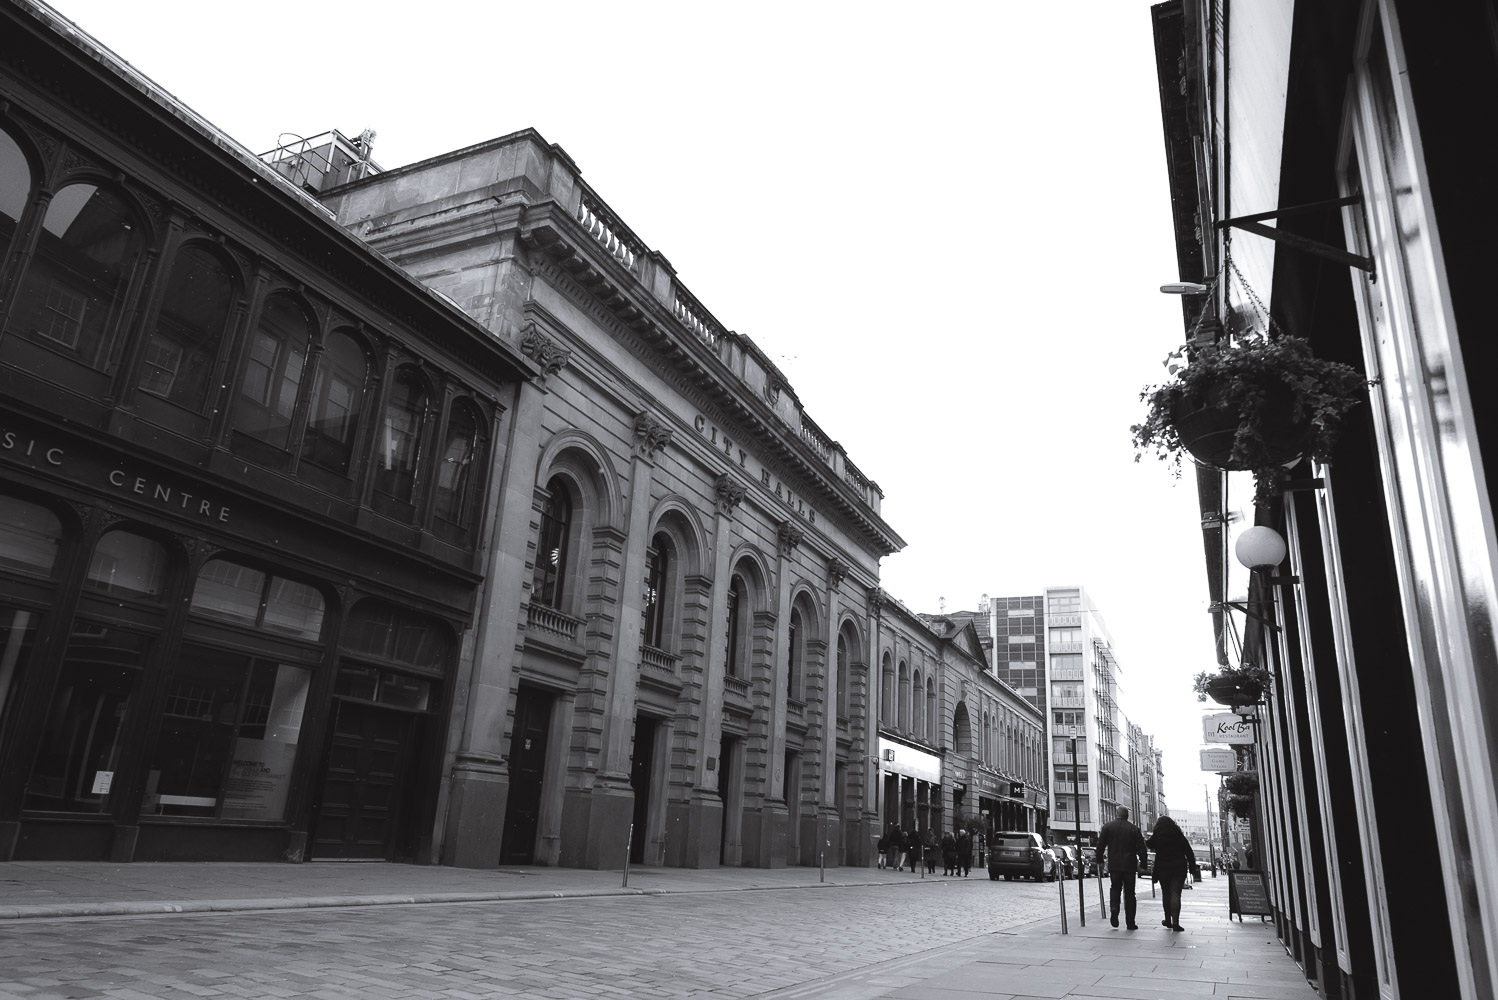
0,124 -> 491,543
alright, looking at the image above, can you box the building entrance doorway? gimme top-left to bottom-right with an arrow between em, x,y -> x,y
311,699 -> 416,859
500,685 -> 552,864
629,714 -> 657,864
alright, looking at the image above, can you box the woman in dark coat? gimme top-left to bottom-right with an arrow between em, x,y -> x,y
955,828 -> 974,877
904,827 -> 923,875
1146,816 -> 1200,931
941,831 -> 958,876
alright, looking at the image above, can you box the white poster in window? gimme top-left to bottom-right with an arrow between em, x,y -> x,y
221,664 -> 310,821
91,770 -> 114,794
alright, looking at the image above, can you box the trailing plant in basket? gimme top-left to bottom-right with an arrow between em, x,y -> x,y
1132,334 -> 1366,476
1192,660 -> 1271,703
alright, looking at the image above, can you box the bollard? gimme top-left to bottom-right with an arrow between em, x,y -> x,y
1077,866 -> 1085,927
1058,870 -> 1069,934
819,841 -> 826,883
622,824 -> 633,888
1097,873 -> 1106,919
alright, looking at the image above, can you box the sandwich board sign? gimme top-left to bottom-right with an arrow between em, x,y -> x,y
1228,870 -> 1274,921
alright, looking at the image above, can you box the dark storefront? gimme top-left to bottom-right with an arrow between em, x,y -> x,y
0,3 -> 532,862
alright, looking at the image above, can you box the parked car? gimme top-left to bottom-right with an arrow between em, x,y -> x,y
1051,846 -> 1077,878
987,831 -> 1056,881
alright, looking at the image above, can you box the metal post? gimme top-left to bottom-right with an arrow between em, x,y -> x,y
1071,736 -> 1084,927
1097,871 -> 1106,918
1058,865 -> 1069,934
622,824 -> 633,888
1205,785 -> 1219,877
820,840 -> 826,883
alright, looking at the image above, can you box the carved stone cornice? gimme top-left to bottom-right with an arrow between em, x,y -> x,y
827,558 -> 850,588
519,322 -> 571,379
714,474 -> 747,516
632,411 -> 673,459
777,522 -> 804,558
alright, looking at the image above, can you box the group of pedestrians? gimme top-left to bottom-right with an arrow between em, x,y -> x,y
1095,806 -> 1200,932
876,823 -> 973,877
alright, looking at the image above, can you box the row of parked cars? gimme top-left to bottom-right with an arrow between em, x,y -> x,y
986,831 -> 1097,882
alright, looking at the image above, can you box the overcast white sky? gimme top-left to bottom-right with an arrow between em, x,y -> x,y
45,0 -> 1222,816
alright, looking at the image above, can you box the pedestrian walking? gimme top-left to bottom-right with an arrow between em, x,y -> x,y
891,824 -> 907,871
1146,816 -> 1200,931
905,827 -> 922,875
941,830 -> 957,876
922,827 -> 938,873
956,827 -> 973,877
877,828 -> 889,869
1095,806 -> 1148,929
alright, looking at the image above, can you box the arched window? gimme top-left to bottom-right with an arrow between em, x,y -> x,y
953,702 -> 972,757
911,669 -> 922,737
1,125 -> 31,266
433,399 -> 485,541
373,367 -> 428,509
926,677 -> 936,740
190,559 -> 325,640
880,652 -> 893,725
85,531 -> 167,600
139,244 -> 234,411
532,477 -> 571,609
643,534 -> 669,649
836,632 -> 849,719
0,495 -> 62,577
725,574 -> 745,678
11,183 -> 141,368
233,292 -> 309,449
303,330 -> 367,475
786,607 -> 802,701
897,660 -> 909,731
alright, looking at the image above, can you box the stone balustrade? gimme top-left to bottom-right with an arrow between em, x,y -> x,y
525,602 -> 585,643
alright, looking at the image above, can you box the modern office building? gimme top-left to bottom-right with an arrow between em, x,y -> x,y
1153,2 -> 1498,997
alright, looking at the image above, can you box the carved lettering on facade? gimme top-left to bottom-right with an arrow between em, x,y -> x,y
109,470 -> 230,522
693,413 -> 817,526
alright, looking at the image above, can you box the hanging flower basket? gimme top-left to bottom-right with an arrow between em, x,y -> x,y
1133,334 -> 1366,475
1193,661 -> 1270,705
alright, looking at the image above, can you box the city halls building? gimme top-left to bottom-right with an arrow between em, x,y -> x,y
314,131 -> 905,868
0,3 -> 535,862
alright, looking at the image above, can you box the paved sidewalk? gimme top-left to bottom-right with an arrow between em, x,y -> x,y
781,873 -> 1309,999
0,857 -> 982,919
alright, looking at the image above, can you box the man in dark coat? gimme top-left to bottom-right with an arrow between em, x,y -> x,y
955,828 -> 974,877
1095,806 -> 1148,929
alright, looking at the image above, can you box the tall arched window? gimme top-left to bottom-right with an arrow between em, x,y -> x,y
532,477 -> 572,609
643,534 -> 669,649
373,367 -> 428,509
0,495 -> 61,577
139,244 -> 234,411
433,399 -> 485,541
911,669 -> 922,737
897,660 -> 909,731
926,677 -> 936,740
1,125 -> 31,266
787,608 -> 802,701
85,531 -> 167,600
233,292 -> 309,449
880,652 -> 893,725
303,330 -> 367,475
11,183 -> 141,369
725,574 -> 745,678
836,632 -> 849,719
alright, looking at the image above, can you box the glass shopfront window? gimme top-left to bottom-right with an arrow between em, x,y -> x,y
142,649 -> 312,821
84,531 -> 167,599
190,559 -> 325,641
0,605 -> 40,752
24,627 -> 149,813
0,495 -> 62,577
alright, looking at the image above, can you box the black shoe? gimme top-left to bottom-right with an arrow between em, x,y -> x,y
1172,924 -> 1185,931
1110,914 -> 1119,928
1127,924 -> 1139,931
1162,920 -> 1171,927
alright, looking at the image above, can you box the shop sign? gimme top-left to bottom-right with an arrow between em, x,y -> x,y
1200,748 -> 1238,771
878,737 -> 940,783
1203,712 -> 1255,744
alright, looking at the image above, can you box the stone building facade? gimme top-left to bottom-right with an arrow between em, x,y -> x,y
314,130 -> 905,869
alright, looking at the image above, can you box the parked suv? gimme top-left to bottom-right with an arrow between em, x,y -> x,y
987,831 -> 1056,881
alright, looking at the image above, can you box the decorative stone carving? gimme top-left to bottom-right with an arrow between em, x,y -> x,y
777,522 -> 803,557
519,323 -> 571,378
827,558 -> 850,588
632,411 -> 673,459
764,378 -> 783,406
867,586 -> 886,619
713,474 -> 746,516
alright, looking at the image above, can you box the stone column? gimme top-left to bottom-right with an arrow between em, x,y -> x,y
443,345 -> 563,867
818,558 -> 848,866
864,587 -> 885,854
584,411 -> 670,868
746,523 -> 798,866
680,473 -> 745,866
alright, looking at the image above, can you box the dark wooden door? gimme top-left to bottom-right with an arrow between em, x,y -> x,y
311,700 -> 414,859
629,715 -> 656,864
499,686 -> 551,864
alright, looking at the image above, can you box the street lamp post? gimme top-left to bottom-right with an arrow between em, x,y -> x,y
1070,734 -> 1084,926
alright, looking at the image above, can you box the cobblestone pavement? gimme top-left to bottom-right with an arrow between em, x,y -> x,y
0,876 -> 1063,999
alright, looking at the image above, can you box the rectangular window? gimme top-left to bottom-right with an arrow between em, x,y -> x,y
144,650 -> 312,822
40,280 -> 87,348
1007,634 -> 1034,644
138,335 -> 183,397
